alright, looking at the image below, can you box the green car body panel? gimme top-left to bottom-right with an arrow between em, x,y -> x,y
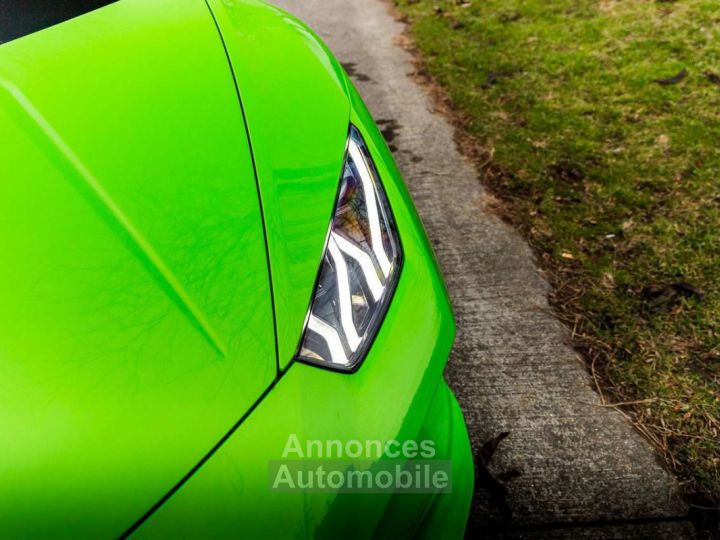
205,0 -> 353,371
0,0 -> 278,535
0,0 -> 473,537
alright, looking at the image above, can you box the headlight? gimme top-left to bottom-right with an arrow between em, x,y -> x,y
295,126 -> 402,372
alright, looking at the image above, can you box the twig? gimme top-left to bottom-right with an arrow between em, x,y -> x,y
595,398 -> 658,408
590,352 -> 606,405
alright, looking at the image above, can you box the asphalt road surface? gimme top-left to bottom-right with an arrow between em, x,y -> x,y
272,0 -> 695,536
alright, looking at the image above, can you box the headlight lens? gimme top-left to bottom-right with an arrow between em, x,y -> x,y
295,126 -> 402,372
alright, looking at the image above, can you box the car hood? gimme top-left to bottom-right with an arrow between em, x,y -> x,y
0,0 -> 286,536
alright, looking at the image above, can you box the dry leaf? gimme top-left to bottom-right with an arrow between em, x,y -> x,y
656,134 -> 670,147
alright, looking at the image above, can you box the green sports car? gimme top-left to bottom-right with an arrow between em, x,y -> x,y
0,0 -> 473,537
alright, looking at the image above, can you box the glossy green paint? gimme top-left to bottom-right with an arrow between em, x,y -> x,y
0,0 -> 276,536
135,108 -> 472,539
0,0 -> 473,537
206,0 -> 352,369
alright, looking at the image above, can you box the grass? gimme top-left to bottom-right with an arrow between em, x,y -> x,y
394,0 -> 720,504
